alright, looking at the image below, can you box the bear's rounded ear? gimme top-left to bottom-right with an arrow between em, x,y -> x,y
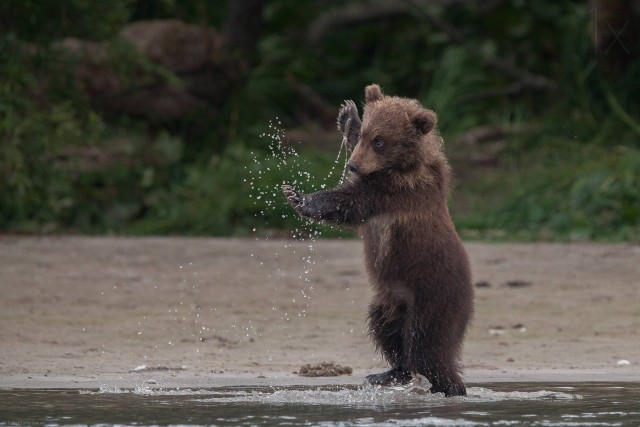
412,108 -> 437,135
365,84 -> 384,103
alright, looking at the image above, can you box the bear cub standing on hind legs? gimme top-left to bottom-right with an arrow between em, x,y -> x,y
282,84 -> 474,397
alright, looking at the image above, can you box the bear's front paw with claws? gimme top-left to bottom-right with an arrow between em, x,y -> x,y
282,184 -> 303,212
337,100 -> 359,133
337,100 -> 361,151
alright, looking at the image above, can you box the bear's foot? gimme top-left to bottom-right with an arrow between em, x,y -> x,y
364,366 -> 412,386
429,381 -> 466,397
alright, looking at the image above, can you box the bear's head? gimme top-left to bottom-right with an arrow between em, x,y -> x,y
347,84 -> 440,180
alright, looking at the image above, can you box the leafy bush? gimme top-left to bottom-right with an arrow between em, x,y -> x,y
0,0 -> 131,43
1,0 -> 639,240
458,142 -> 640,241
0,35 -> 103,231
126,132 -> 352,237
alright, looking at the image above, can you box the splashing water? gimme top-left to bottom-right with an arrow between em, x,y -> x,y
91,380 -> 584,405
120,120 -> 350,367
6,382 -> 639,426
245,119 -> 351,238
243,120 -> 352,320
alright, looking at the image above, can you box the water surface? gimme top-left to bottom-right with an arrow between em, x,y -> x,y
1,382 -> 638,426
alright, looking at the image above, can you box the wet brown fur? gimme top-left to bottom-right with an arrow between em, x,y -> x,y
282,84 -> 474,397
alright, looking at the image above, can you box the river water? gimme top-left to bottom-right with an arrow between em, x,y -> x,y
1,382 -> 638,426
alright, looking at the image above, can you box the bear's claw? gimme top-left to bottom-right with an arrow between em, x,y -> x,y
337,100 -> 361,151
282,184 -> 302,210
337,100 -> 358,132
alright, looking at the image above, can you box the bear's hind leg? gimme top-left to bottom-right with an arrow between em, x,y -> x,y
411,354 -> 466,396
405,319 -> 466,397
430,377 -> 466,397
365,303 -> 412,386
425,361 -> 466,397
413,346 -> 466,397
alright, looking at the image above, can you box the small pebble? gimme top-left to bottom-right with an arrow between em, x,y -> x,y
512,323 -> 527,333
505,280 -> 532,288
616,359 -> 631,366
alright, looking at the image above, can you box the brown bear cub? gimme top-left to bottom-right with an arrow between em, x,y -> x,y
282,84 -> 474,397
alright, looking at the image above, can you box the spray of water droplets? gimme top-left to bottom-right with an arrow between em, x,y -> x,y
126,120 -> 352,365
244,119 -> 351,238
244,119 -> 351,323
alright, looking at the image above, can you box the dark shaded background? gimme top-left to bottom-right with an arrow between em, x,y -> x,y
1,0 -> 638,240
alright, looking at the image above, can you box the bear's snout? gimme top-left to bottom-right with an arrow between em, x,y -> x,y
346,162 -> 359,173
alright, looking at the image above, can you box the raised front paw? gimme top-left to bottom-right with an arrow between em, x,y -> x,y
337,100 -> 359,132
337,100 -> 361,151
282,184 -> 303,212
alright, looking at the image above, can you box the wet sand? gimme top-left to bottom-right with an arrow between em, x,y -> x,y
1,236 -> 639,389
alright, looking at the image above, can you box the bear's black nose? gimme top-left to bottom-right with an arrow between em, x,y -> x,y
346,162 -> 358,173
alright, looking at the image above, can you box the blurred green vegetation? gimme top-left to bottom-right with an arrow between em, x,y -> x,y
1,0 -> 639,240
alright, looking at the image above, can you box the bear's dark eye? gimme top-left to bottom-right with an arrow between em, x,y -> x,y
372,138 -> 384,148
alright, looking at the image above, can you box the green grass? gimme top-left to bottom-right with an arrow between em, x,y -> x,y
455,138 -> 640,242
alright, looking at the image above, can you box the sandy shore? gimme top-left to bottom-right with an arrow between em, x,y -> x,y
1,236 -> 639,389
